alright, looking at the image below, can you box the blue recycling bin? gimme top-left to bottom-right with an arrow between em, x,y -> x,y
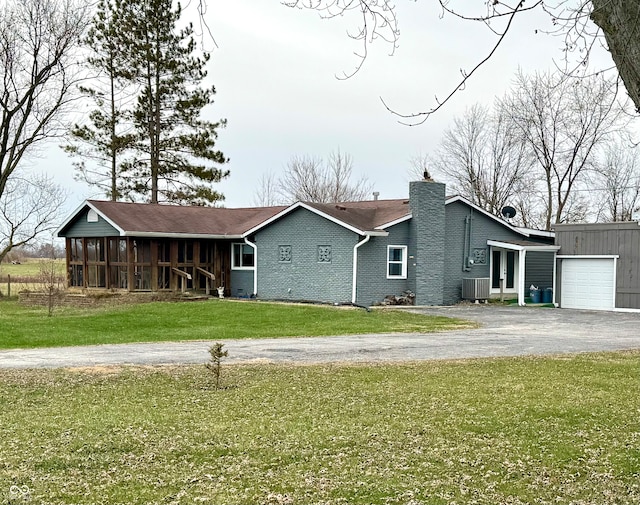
530,288 -> 541,303
542,287 -> 553,304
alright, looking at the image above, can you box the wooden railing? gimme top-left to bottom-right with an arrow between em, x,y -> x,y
196,267 -> 216,295
171,268 -> 192,294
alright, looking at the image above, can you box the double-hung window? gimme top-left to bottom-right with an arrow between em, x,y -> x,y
387,245 -> 407,279
232,243 -> 255,269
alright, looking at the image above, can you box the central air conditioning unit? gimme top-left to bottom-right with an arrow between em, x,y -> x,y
462,277 -> 490,302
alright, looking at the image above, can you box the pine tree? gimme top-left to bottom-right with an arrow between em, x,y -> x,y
63,0 -> 136,201
116,0 -> 229,205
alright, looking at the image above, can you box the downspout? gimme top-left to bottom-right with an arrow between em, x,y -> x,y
462,215 -> 470,272
463,211 -> 474,271
552,251 -> 558,307
244,237 -> 257,297
352,235 -> 371,304
612,256 -> 618,309
518,249 -> 527,306
468,210 -> 474,269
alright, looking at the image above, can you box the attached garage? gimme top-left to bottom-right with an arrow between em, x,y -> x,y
558,256 -> 617,311
554,221 -> 640,311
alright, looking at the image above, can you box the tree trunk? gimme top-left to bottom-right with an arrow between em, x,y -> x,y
591,0 -> 640,112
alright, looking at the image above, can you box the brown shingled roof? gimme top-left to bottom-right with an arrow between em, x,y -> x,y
303,199 -> 411,232
88,200 -> 288,237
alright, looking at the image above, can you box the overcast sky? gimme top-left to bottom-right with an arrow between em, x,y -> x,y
44,0 -> 618,212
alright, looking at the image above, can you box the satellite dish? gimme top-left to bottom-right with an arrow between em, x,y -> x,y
501,206 -> 517,219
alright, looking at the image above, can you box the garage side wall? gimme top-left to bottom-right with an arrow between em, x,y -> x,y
555,222 -> 640,309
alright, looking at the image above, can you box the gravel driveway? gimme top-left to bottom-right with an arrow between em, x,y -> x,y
1,305 -> 639,369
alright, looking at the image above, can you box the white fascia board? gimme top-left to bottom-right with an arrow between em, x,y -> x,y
365,230 -> 389,237
86,201 -> 126,234
56,200 -> 126,237
123,231 -> 244,240
242,203 -> 302,237
556,254 -> 620,259
296,202 -> 368,235
56,200 -> 90,236
445,196 -> 555,239
516,227 -> 555,238
525,245 -> 561,252
375,214 -> 412,230
243,201 -> 369,237
487,240 -> 560,252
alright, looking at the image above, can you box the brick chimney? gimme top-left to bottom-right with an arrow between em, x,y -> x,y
409,180 -> 446,305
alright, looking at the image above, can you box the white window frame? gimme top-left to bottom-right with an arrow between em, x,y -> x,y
387,245 -> 407,279
232,243 -> 255,270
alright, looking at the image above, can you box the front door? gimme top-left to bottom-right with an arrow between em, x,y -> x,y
491,249 -> 517,293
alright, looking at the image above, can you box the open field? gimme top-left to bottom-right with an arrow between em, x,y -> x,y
0,352 -> 638,504
0,258 -> 65,296
0,258 -> 65,278
0,300 -> 474,349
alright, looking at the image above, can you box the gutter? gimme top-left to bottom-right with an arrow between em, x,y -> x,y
352,235 -> 371,304
244,237 -> 258,296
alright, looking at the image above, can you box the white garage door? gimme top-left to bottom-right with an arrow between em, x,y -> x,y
561,258 -> 616,310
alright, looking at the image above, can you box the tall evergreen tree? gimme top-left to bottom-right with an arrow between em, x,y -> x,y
63,0 -> 136,201
116,0 -> 229,205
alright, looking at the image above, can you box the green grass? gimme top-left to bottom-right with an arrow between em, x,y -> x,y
0,299 -> 473,349
0,353 -> 638,504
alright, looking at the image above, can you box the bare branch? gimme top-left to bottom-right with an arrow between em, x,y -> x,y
268,149 -> 373,204
282,0 -> 399,80
381,1 -> 535,126
0,0 -> 89,197
0,173 -> 67,263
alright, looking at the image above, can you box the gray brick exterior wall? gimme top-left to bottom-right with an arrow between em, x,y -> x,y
230,269 -> 254,298
444,201 -> 554,303
254,207 -> 357,303
410,181 -> 446,305
355,222 -> 410,306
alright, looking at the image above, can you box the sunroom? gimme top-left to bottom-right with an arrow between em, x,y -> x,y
57,200 -> 285,296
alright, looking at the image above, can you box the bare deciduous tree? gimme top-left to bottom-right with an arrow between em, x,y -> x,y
0,0 -> 88,197
284,1 -> 640,121
594,140 -> 640,222
499,71 -> 628,229
423,103 -> 533,217
259,150 -> 373,204
0,0 -> 87,260
252,171 -> 281,207
0,175 -> 67,264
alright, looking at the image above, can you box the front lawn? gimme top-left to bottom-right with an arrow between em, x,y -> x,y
0,299 -> 473,349
0,352 -> 638,504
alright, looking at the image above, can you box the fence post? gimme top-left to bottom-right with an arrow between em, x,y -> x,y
7,274 -> 10,298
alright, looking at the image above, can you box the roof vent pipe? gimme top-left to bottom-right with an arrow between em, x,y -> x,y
373,191 -> 380,201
